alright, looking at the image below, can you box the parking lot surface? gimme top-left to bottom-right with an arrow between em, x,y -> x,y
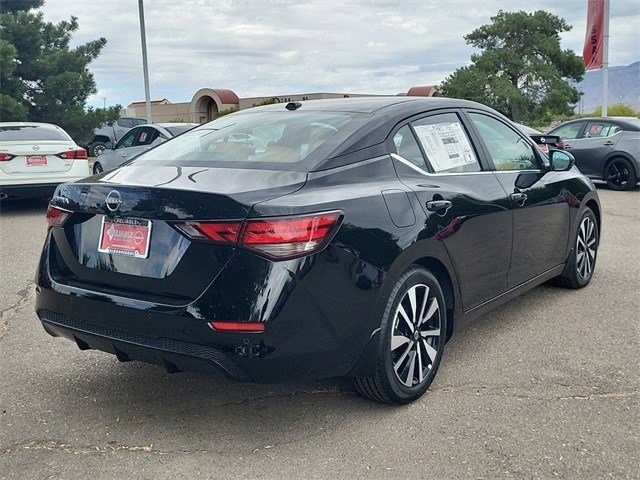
0,186 -> 638,479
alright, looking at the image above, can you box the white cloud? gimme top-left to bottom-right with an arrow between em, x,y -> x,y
38,0 -> 639,108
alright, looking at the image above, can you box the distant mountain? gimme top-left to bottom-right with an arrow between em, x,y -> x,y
573,62 -> 639,113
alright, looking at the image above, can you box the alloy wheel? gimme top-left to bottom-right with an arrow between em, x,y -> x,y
606,160 -> 630,189
390,284 -> 442,387
93,163 -> 103,174
576,216 -> 597,279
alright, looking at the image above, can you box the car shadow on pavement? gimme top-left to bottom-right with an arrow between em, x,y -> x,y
0,197 -> 50,216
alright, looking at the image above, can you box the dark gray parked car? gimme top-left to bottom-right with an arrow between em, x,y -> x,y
548,117 -> 640,190
93,123 -> 197,174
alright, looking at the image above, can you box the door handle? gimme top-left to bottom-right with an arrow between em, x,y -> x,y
603,141 -> 615,146
426,200 -> 453,213
510,192 -> 527,207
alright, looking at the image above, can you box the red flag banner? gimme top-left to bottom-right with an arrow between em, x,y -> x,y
583,0 -> 605,70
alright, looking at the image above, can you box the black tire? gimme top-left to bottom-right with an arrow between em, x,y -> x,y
88,141 -> 107,158
552,208 -> 599,289
604,157 -> 637,190
353,266 -> 447,404
93,162 -> 103,174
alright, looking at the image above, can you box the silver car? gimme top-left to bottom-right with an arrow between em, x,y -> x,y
92,123 -> 198,174
548,117 -> 640,190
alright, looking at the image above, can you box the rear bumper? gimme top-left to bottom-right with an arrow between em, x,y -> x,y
39,309 -> 251,381
35,235 -> 385,383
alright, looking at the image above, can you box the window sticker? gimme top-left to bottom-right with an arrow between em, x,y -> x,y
139,131 -> 148,142
413,122 -> 477,172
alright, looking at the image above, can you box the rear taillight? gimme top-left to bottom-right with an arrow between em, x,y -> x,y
175,211 -> 342,260
56,149 -> 88,160
46,205 -> 71,227
0,153 -> 15,162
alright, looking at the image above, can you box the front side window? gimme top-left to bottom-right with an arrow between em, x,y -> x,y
115,128 -> 138,149
411,113 -> 480,173
552,122 -> 584,140
469,113 -> 538,171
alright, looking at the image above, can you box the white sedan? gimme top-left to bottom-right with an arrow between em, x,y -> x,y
0,122 -> 90,199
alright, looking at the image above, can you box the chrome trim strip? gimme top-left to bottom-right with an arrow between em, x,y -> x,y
390,153 -> 494,176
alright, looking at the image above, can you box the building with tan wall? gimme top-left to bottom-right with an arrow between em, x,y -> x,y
125,86 -> 439,124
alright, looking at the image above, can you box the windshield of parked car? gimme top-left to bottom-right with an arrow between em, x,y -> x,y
131,110 -> 371,171
0,125 -> 71,141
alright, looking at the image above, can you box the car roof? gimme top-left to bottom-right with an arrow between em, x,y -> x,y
0,122 -> 66,129
553,116 -> 640,131
154,123 -> 199,128
252,96 -> 490,115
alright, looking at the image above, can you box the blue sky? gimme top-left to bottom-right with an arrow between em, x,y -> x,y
40,0 -> 640,109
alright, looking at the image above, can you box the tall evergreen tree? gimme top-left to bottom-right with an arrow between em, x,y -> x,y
0,0 -> 120,143
441,10 -> 585,125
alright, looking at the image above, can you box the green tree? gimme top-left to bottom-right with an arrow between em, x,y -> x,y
441,10 -> 585,125
0,1 -> 120,144
590,103 -> 639,117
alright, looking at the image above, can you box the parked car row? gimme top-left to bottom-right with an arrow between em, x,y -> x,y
92,123 -> 198,174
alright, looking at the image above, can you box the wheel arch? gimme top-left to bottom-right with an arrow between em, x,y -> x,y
412,256 -> 456,341
602,152 -> 638,178
585,198 -> 601,233
347,241 -> 460,378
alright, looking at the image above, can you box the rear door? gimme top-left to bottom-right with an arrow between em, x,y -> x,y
390,111 -> 513,311
466,111 -> 570,288
568,120 -> 623,176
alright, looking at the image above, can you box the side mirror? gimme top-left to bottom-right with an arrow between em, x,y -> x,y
549,149 -> 574,171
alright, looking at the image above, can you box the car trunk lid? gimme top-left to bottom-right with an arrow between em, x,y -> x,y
0,141 -> 78,174
48,165 -> 306,303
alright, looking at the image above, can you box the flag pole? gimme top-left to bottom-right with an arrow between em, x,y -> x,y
138,0 -> 152,124
601,0 -> 609,117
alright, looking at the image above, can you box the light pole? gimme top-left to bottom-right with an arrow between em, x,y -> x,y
138,0 -> 152,123
102,97 -> 106,109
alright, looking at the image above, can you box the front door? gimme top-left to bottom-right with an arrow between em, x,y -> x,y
466,112 -> 570,288
566,120 -> 622,177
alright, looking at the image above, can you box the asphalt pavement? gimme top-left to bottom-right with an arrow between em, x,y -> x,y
0,185 -> 638,479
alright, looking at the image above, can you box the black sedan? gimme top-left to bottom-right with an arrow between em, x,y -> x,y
36,98 -> 601,404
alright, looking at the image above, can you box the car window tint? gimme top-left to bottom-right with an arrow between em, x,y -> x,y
117,118 -> 134,128
583,122 -> 615,138
0,125 -> 70,141
115,128 -> 138,149
469,113 -> 538,171
411,113 -> 480,173
392,125 -> 427,169
135,127 -> 159,146
131,111 -> 371,172
552,122 -> 583,140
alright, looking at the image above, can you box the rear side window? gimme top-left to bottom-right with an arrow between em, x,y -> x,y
0,125 -> 70,141
411,113 -> 480,173
132,111 -> 370,172
583,121 -> 616,138
392,125 -> 427,169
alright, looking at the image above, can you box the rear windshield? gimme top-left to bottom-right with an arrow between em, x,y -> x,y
165,125 -> 196,137
0,125 -> 70,141
131,110 -> 371,171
